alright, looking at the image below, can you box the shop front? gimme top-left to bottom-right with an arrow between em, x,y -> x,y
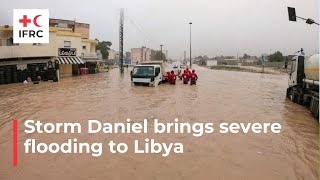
55,48 -> 84,77
0,58 -> 57,85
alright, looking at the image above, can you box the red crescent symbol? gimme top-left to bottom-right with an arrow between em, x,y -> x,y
33,15 -> 42,27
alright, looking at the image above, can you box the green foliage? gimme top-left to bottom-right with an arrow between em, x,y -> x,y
96,40 -> 112,59
243,53 -> 250,59
269,51 -> 284,62
125,52 -> 131,59
154,51 -> 166,60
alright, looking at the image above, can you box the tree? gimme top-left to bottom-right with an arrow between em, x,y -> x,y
96,39 -> 112,59
125,52 -> 131,59
269,51 -> 284,62
154,51 -> 166,61
243,53 -> 250,59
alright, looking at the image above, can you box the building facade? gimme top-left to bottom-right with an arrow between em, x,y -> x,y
131,47 -> 152,64
49,18 -> 90,39
0,19 -> 98,84
108,49 -> 118,60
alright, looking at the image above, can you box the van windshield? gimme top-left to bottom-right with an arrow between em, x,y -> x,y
133,66 -> 154,77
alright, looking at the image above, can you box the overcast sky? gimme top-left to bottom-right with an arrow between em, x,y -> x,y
1,0 -> 319,59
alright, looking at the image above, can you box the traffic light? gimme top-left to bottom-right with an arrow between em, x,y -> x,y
287,7 -> 296,21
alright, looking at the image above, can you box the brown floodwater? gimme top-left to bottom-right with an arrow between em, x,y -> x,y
0,65 -> 318,180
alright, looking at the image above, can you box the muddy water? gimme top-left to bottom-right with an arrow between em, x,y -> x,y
0,65 -> 318,180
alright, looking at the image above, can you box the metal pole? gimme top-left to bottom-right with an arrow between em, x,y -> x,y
119,8 -> 124,74
160,45 -> 163,60
189,22 -> 192,68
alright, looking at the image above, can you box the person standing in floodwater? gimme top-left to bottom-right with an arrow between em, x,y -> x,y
169,71 -> 176,85
181,70 -> 189,84
190,70 -> 198,85
166,72 -> 171,83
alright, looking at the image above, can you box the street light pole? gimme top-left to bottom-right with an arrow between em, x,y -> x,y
189,22 -> 192,68
160,44 -> 163,60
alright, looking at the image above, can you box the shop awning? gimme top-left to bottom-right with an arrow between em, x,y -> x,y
56,57 -> 84,64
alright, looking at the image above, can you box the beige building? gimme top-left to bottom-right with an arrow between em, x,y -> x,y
108,49 -> 118,60
131,47 -> 152,64
0,19 -> 98,81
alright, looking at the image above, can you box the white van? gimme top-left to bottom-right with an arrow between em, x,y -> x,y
131,64 -> 163,87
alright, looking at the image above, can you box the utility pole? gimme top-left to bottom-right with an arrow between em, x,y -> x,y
184,51 -> 186,63
160,45 -> 163,60
189,22 -> 192,68
119,8 -> 124,74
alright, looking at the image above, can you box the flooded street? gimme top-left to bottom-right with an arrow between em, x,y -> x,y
0,65 -> 318,180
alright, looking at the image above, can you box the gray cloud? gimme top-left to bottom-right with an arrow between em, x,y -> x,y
0,0 -> 319,58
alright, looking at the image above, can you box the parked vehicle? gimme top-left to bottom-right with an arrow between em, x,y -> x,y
286,49 -> 319,118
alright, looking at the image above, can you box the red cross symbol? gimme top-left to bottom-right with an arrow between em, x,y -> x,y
19,15 -> 31,27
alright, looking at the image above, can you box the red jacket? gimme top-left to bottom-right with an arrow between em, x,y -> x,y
190,72 -> 198,81
182,73 -> 189,82
170,73 -> 176,83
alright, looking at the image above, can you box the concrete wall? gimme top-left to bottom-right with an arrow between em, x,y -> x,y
242,62 -> 258,66
81,41 -> 96,58
265,62 -> 284,68
75,23 -> 90,38
131,47 -> 152,64
55,35 -> 82,56
207,60 -> 217,66
49,19 -> 90,38
0,31 -> 57,59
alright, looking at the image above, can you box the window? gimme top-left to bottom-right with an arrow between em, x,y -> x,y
155,67 -> 160,76
290,59 -> 296,74
82,46 -> 86,50
0,39 -> 2,46
133,66 -> 154,76
64,41 -> 71,47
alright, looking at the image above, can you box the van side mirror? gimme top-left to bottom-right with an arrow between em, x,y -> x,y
130,71 -> 133,76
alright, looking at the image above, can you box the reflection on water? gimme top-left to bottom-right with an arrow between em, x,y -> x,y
0,65 -> 318,180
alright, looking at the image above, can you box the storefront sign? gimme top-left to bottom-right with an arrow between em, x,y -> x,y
58,48 -> 76,56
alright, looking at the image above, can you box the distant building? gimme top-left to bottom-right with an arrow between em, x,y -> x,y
131,47 -> 169,64
108,49 -> 118,60
131,47 -> 152,64
206,59 -> 217,67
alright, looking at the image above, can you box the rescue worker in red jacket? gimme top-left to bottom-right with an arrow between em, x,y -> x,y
166,72 -> 171,83
190,70 -> 198,85
186,68 -> 191,80
181,70 -> 189,84
169,70 -> 176,85
186,68 -> 191,75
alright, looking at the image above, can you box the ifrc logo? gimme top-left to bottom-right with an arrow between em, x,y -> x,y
13,9 -> 49,43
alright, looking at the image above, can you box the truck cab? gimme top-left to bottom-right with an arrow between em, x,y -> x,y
131,64 -> 162,87
287,49 -> 319,117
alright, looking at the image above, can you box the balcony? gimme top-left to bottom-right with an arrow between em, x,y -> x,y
0,44 -> 56,59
